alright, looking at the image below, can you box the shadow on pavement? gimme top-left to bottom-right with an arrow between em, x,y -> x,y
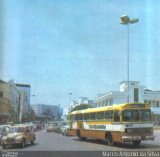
73,138 -> 160,149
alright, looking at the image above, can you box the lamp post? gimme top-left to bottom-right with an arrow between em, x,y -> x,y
120,15 -> 139,103
69,92 -> 72,112
31,94 -> 36,105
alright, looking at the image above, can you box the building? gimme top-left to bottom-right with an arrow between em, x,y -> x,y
96,81 -> 160,107
32,104 -> 60,121
0,80 -> 20,123
16,83 -> 31,107
95,81 -> 160,123
0,79 -> 33,124
16,83 -> 31,122
69,97 -> 95,111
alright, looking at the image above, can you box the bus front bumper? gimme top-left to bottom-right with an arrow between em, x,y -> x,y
122,135 -> 155,142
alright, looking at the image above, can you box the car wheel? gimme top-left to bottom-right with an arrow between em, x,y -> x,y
2,144 -> 6,149
132,140 -> 141,147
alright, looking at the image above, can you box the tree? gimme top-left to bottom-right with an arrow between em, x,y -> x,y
70,104 -> 92,112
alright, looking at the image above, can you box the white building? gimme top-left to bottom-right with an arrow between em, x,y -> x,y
96,81 -> 160,115
69,97 -> 95,110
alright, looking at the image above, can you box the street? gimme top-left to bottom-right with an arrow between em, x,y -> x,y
1,129 -> 160,151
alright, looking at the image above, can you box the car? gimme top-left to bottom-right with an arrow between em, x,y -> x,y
25,122 -> 37,131
0,125 -> 11,145
1,124 -> 36,149
61,124 -> 70,136
53,124 -> 62,133
46,124 -> 54,132
35,121 -> 42,130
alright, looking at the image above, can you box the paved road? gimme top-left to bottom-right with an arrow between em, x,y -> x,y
1,129 -> 160,151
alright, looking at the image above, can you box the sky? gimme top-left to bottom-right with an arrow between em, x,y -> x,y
0,0 -> 160,114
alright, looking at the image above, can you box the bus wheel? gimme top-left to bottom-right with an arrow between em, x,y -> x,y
132,140 -> 141,147
2,144 -> 6,149
106,132 -> 114,146
77,130 -> 81,139
77,130 -> 86,141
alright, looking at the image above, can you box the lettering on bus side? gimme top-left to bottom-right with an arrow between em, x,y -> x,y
89,125 -> 106,130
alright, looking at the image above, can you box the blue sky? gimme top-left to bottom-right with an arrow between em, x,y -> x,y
0,0 -> 160,112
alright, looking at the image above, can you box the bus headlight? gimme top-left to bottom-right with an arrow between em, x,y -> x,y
126,128 -> 133,133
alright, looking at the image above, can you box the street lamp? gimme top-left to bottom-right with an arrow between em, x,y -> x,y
31,94 -> 36,106
69,92 -> 72,112
120,15 -> 139,103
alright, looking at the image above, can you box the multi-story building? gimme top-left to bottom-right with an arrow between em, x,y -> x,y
96,81 -> 160,107
16,83 -> 31,122
0,80 -> 20,123
0,80 -> 13,124
0,79 -> 33,124
32,104 -> 61,120
16,84 -> 30,106
69,97 -> 95,110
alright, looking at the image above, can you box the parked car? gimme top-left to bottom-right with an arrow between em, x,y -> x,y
46,124 -> 54,132
1,124 -> 36,149
35,121 -> 42,130
52,124 -> 62,133
0,125 -> 11,145
61,124 -> 70,136
25,122 -> 37,131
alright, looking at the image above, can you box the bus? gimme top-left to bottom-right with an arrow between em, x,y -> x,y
69,103 -> 155,146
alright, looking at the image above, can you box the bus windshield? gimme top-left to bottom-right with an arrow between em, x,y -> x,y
122,109 -> 151,122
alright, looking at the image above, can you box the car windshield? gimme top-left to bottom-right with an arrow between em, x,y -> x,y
0,126 -> 10,133
10,127 -> 25,133
122,109 -> 151,122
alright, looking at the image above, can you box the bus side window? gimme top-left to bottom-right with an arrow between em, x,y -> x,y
114,111 -> 120,122
90,112 -> 97,120
71,115 -> 75,121
79,114 -> 83,121
84,114 -> 89,120
75,114 -> 79,120
105,111 -> 113,120
97,112 -> 104,120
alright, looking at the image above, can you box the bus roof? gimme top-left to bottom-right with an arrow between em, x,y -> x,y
69,103 -> 150,115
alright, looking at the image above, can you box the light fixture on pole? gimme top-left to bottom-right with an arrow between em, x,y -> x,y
120,15 -> 139,103
69,92 -> 72,112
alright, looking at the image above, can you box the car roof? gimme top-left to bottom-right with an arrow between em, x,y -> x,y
13,124 -> 31,128
0,125 -> 12,128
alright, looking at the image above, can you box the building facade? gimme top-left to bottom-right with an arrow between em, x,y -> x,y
0,79 -> 33,124
16,84 -> 31,122
32,104 -> 61,120
95,81 -> 160,115
69,97 -> 95,110
0,80 -> 20,123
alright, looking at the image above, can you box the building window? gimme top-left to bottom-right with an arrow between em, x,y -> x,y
144,100 -> 147,104
90,113 -> 97,120
0,91 -> 3,97
156,101 -> 159,107
134,88 -> 139,102
97,112 -> 104,120
114,111 -> 120,122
